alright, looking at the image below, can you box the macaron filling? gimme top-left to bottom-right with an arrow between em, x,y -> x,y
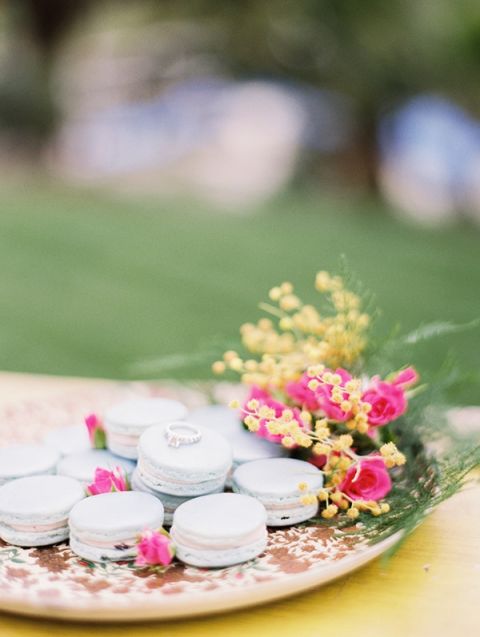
70,532 -> 137,550
171,525 -> 266,551
6,519 -> 68,532
105,432 -> 140,447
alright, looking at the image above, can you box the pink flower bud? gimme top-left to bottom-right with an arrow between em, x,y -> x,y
135,529 -> 175,567
86,466 -> 129,496
340,457 -> 392,501
392,366 -> 419,388
84,413 -> 106,449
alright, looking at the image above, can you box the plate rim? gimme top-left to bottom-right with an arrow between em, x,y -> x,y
0,531 -> 402,623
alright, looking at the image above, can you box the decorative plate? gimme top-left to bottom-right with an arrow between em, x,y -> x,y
0,380 -> 400,622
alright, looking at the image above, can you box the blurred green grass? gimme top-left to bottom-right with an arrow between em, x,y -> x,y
0,182 -> 478,401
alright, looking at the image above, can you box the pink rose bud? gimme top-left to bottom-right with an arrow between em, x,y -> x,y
135,529 -> 175,567
392,366 -> 419,388
84,413 -> 106,449
340,457 -> 392,501
86,466 -> 129,496
361,381 -> 407,427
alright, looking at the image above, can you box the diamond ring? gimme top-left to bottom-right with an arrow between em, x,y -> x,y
165,422 -> 202,448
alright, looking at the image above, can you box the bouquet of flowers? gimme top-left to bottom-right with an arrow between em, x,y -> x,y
212,270 -> 480,542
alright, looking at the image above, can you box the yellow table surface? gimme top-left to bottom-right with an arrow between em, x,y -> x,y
0,372 -> 479,637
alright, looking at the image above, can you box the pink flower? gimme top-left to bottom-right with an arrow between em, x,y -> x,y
287,368 -> 353,421
135,529 -> 175,567
243,386 -> 304,443
285,374 -> 322,411
340,457 -> 392,501
392,366 -> 418,388
316,368 -> 353,421
84,413 -> 106,449
86,467 -> 129,496
362,381 -> 407,427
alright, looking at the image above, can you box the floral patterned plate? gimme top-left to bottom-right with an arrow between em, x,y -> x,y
0,378 -> 400,622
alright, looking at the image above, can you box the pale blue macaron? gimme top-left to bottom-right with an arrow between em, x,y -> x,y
0,444 -> 60,486
190,405 -> 288,473
43,424 -> 90,456
232,458 -> 323,526
136,422 -> 232,496
0,475 -> 85,546
105,398 -> 189,459
171,492 -> 268,568
131,467 -> 222,526
56,449 -> 135,486
69,491 -> 164,562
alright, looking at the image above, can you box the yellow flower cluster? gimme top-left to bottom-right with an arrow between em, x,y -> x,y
380,442 -> 407,468
306,367 -> 373,433
297,485 -> 392,519
213,272 -> 369,389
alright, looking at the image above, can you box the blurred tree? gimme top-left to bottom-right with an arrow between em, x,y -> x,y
153,0 -> 480,190
0,0 -> 90,149
1,0 -> 479,185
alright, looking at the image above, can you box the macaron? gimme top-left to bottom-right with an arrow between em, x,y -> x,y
0,475 -> 85,546
43,424 -> 90,456
136,421 -> 232,496
56,449 -> 135,486
0,444 -> 60,486
232,458 -> 323,526
171,492 -> 268,567
105,398 -> 188,459
69,491 -> 164,562
131,467 -> 223,525
190,405 -> 288,473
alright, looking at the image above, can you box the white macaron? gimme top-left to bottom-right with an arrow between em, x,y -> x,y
0,475 -> 85,546
171,492 -> 268,567
232,458 -> 323,526
105,398 -> 188,459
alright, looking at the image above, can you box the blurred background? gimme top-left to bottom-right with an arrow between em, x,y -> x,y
0,1 -> 479,401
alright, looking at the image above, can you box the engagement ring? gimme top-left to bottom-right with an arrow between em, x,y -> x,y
165,422 -> 202,447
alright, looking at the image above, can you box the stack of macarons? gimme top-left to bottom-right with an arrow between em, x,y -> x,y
133,421 -> 232,523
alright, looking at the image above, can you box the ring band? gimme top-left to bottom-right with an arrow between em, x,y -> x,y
165,422 -> 202,448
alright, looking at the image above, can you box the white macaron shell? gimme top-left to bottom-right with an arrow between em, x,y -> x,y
172,492 -> 267,541
230,429 -> 289,465
232,458 -> 323,501
69,491 -> 164,540
138,423 -> 232,479
189,405 -> 242,438
0,444 -> 60,483
189,405 -> 287,465
43,425 -> 90,456
105,398 -> 188,433
57,449 -> 135,484
0,475 -> 85,522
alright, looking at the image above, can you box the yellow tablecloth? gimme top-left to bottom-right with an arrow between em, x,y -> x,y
0,373 -> 479,637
